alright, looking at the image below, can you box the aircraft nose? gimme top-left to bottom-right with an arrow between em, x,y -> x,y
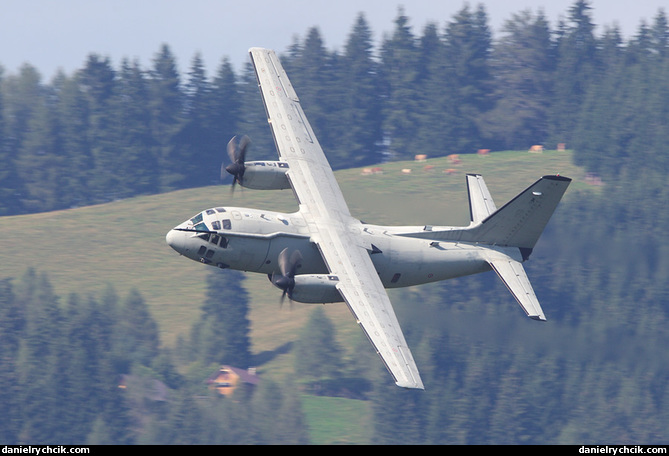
166,229 -> 187,254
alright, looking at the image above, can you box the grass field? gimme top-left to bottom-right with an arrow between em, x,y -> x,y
302,395 -> 373,444
0,149 -> 592,443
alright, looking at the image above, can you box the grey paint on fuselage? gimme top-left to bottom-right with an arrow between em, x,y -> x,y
166,206 -> 491,292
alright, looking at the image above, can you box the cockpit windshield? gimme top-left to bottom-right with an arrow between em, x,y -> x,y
190,213 -> 203,225
189,210 -> 231,232
189,213 -> 208,231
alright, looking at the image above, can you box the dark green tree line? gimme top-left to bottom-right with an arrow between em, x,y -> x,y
0,267 -> 309,444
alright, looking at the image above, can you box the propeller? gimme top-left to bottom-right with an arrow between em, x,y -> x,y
223,135 -> 250,192
270,248 -> 303,307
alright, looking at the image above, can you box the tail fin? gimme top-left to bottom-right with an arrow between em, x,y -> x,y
470,175 -> 571,252
400,175 -> 571,257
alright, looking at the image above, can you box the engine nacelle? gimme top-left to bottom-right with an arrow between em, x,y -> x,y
273,274 -> 344,303
241,161 -> 291,190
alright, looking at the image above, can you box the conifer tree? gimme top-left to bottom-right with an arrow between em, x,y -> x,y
549,0 -> 598,145
0,279 -> 20,442
116,59 -> 158,196
178,53 -> 212,186
192,269 -> 252,368
118,288 -> 160,367
207,57 -> 241,182
150,44 -> 185,191
294,307 -> 342,382
0,68 -> 20,215
55,73 -> 94,206
79,54 -> 123,203
441,3 -> 493,153
14,79 -> 66,212
480,9 -> 555,149
338,13 -> 383,167
380,8 -> 421,160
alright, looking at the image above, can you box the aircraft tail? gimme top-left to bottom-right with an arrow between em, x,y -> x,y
399,174 -> 571,321
420,174 -> 571,255
402,174 -> 571,252
470,174 -> 570,321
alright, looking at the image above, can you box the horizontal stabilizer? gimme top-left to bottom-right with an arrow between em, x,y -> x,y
484,250 -> 546,321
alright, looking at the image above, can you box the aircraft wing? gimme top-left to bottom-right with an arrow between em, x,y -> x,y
249,47 -> 424,389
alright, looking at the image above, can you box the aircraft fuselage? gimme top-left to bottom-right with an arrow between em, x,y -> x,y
166,206 -> 493,302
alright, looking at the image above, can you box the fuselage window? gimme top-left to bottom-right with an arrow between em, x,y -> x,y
205,249 -> 215,259
197,245 -> 207,256
210,234 -> 228,248
222,219 -> 231,230
211,220 -> 221,230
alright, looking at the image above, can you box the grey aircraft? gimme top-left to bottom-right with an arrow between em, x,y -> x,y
166,48 -> 571,389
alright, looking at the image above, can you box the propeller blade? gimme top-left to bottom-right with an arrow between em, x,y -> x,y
272,248 -> 302,306
223,135 -> 251,191
226,135 -> 249,163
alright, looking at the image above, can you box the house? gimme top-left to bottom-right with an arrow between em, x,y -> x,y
206,365 -> 260,397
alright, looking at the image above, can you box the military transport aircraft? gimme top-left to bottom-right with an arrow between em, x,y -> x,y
166,47 -> 571,390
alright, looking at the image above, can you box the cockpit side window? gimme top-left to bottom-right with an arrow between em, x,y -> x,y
211,220 -> 221,230
190,213 -> 203,225
222,219 -> 231,230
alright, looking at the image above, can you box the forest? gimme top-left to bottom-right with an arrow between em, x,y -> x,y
1,0 -> 669,445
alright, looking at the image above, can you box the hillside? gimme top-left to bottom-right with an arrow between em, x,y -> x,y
0,150 -> 592,361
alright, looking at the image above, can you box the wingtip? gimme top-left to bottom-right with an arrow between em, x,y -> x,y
248,46 -> 271,54
396,380 -> 425,390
